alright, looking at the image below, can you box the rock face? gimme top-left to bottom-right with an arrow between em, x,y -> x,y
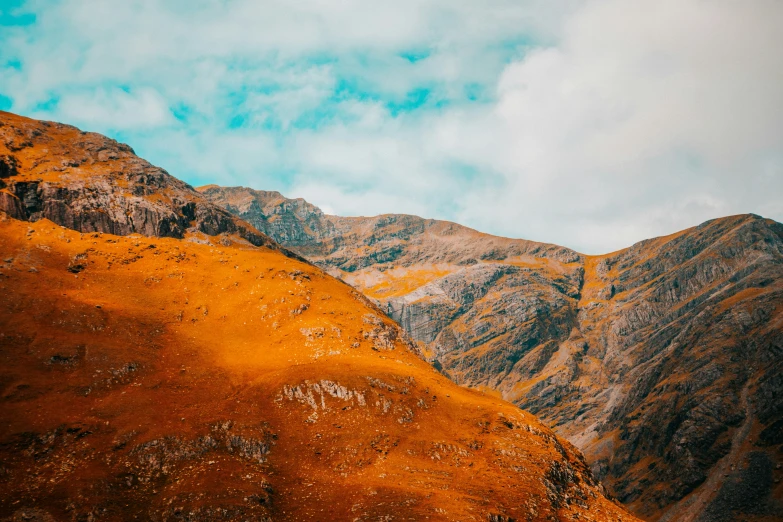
202,185 -> 783,521
0,111 -> 290,255
0,112 -> 635,521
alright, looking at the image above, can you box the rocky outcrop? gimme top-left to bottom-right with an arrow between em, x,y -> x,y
197,185 -> 336,247
0,111 -> 293,255
203,185 -> 783,521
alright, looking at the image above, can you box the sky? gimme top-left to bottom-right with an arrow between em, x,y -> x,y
1,0 -> 781,254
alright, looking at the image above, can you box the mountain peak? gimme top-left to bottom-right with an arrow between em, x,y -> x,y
0,112 -> 298,258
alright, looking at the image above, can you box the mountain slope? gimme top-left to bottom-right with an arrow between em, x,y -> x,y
552,214 -> 783,521
0,113 -> 635,521
202,185 -> 783,521
197,186 -> 584,379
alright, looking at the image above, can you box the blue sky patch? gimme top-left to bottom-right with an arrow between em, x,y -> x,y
387,88 -> 432,115
32,96 -> 59,112
0,93 -> 12,111
399,49 -> 431,63
0,0 -> 35,27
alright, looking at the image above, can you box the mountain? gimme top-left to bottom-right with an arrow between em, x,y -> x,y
0,112 -> 294,256
201,185 -> 783,521
0,111 -> 636,521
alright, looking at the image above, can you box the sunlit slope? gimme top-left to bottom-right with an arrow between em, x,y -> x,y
0,214 -> 636,521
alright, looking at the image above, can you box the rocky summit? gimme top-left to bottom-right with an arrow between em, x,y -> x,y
202,185 -> 783,521
0,111 -> 637,521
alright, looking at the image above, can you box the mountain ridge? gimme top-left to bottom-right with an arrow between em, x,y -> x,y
0,111 -> 306,263
196,185 -> 772,258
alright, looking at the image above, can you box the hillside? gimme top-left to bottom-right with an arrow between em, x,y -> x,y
202,185 -> 783,521
0,112 -> 636,521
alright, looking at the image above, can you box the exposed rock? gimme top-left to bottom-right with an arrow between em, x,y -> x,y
198,185 -> 580,268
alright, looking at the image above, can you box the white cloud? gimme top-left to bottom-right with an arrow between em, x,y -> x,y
39,87 -> 175,130
293,181 -> 434,220
2,0 -> 781,253
285,0 -> 783,253
465,0 -> 783,251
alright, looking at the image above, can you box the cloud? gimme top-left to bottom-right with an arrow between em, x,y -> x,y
466,0 -> 783,251
39,87 -> 175,130
285,0 -> 783,253
1,0 -> 781,253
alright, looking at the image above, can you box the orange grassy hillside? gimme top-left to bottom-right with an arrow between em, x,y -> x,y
0,213 -> 637,521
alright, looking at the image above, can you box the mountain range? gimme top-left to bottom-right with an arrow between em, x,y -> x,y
0,111 -> 636,521
1,110 -> 781,521
199,186 -> 783,521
